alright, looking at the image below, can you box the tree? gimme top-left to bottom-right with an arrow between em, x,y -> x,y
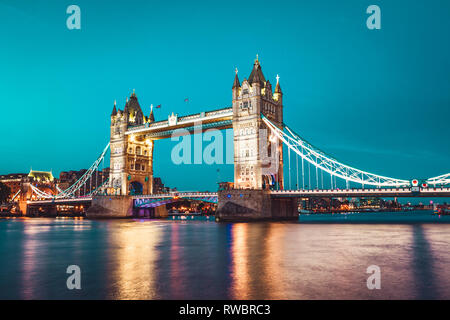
0,182 -> 11,204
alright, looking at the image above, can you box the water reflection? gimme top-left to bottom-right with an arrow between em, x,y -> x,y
108,221 -> 162,299
263,223 -> 285,299
230,223 -> 250,299
169,223 -> 183,297
412,224 -> 438,299
230,223 -> 289,299
1,217 -> 450,299
21,231 -> 39,299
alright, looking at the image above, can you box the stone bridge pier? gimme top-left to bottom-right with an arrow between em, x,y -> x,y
216,189 -> 298,222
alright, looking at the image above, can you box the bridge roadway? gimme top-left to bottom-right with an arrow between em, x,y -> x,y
270,187 -> 450,198
132,187 -> 450,201
27,187 -> 450,207
27,197 -> 92,205
126,107 -> 233,139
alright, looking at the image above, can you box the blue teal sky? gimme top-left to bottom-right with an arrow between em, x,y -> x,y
0,0 -> 449,191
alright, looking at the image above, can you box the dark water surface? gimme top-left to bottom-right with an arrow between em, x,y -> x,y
1,214 -> 450,299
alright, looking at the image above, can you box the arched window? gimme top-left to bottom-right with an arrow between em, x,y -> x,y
136,146 -> 141,155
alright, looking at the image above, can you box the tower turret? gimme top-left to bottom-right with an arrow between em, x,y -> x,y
232,68 -> 240,100
148,104 -> 155,123
123,90 -> 145,125
111,100 -> 117,116
274,74 -> 282,104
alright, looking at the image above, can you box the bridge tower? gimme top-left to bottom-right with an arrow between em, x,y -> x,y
232,56 -> 284,190
109,91 -> 154,195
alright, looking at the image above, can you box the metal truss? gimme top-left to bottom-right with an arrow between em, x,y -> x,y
31,143 -> 110,199
426,173 -> 450,186
262,115 -> 411,187
11,190 -> 21,201
87,178 -> 109,196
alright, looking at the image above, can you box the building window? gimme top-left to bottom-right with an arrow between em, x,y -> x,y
136,146 -> 141,155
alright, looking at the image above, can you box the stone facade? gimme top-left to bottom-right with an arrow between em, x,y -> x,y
232,56 -> 284,190
216,189 -> 297,221
87,195 -> 134,218
109,92 -> 154,195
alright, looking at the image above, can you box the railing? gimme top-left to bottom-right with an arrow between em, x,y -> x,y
126,107 -> 232,133
271,187 -> 450,195
133,192 -> 218,199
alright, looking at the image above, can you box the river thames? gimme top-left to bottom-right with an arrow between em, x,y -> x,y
1,214 -> 450,300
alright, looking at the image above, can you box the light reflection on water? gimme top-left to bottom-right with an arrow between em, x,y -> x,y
1,216 -> 450,299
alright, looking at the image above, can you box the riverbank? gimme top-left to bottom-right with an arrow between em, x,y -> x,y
298,210 -> 450,223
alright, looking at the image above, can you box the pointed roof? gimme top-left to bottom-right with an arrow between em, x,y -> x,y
124,92 -> 143,116
111,100 -> 117,116
124,97 -> 129,113
149,104 -> 155,122
232,68 -> 240,88
248,55 -> 266,86
275,74 -> 282,94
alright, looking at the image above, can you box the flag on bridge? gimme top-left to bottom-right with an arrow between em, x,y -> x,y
156,104 -> 161,108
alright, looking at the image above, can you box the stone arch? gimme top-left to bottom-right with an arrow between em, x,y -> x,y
129,181 -> 143,195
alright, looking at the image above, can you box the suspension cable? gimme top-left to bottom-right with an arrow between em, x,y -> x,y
262,115 -> 410,187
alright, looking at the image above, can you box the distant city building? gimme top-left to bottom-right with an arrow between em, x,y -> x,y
0,173 -> 28,200
153,177 -> 168,194
58,168 -> 109,195
0,170 -> 56,201
0,167 -> 111,202
28,170 -> 54,183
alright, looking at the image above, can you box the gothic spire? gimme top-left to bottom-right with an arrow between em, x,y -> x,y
111,100 -> 117,116
149,104 -> 155,122
232,68 -> 240,88
275,74 -> 282,93
248,54 -> 266,86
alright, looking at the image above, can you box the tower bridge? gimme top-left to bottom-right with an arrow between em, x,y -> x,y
23,56 -> 450,220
